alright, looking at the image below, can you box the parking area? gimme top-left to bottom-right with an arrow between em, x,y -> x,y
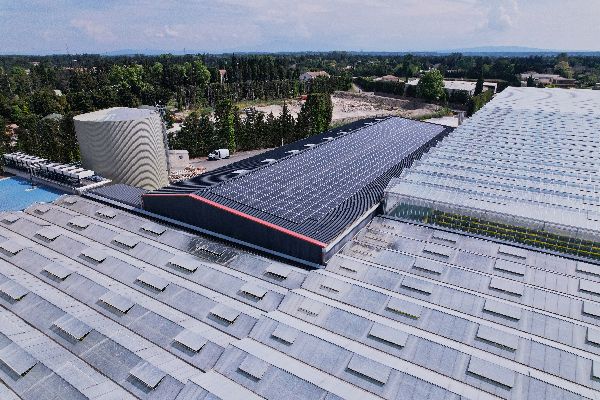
189,148 -> 273,172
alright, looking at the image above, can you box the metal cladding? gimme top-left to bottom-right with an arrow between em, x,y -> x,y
74,107 -> 169,190
385,87 -> 600,262
0,196 -> 599,399
144,117 -> 452,265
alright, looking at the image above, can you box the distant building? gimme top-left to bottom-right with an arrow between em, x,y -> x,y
520,71 -> 575,88
407,78 -> 497,96
218,69 -> 227,84
299,71 -> 330,81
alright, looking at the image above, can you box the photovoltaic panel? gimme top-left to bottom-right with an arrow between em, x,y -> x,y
205,118 -> 447,224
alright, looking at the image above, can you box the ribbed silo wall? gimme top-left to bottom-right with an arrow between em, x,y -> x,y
74,112 -> 169,190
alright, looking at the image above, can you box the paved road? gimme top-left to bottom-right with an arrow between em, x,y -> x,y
189,148 -> 273,172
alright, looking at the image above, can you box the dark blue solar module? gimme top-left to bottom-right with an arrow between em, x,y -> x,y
142,117 -> 451,264
205,118 -> 447,224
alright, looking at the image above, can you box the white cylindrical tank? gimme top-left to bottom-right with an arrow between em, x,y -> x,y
74,107 -> 169,190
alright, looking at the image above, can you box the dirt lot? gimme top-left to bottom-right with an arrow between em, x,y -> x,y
253,92 -> 442,123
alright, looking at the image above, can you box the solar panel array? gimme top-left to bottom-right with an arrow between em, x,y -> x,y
155,118 -> 386,194
204,118 -> 447,225
0,195 -> 597,399
386,87 -> 600,242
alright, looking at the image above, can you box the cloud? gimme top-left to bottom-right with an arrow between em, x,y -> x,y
153,25 -> 180,39
1,0 -> 600,54
482,0 -> 519,31
71,18 -> 116,42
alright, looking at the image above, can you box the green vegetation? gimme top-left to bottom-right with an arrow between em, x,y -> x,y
390,205 -> 600,261
354,77 -> 406,96
466,89 -> 494,116
413,107 -> 453,121
0,51 -> 598,161
170,93 -> 333,157
417,69 -> 445,101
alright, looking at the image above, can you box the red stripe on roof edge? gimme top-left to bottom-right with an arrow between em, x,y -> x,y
142,193 -> 327,248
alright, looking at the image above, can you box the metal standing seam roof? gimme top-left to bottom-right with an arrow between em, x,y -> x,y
145,117 -> 452,245
0,197 -> 599,399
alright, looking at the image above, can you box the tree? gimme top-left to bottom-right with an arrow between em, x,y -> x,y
278,103 -> 296,145
554,60 -> 573,79
474,74 -> 484,96
0,116 -> 10,155
170,111 -> 214,158
296,93 -> 333,138
29,89 -> 65,116
527,75 -> 535,87
214,99 -> 236,151
417,69 -> 445,101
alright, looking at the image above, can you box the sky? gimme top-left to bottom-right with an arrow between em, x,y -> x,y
1,0 -> 599,54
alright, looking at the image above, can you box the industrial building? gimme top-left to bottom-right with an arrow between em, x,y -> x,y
74,108 -> 169,191
0,193 -> 599,399
2,87 -> 600,399
384,87 -> 600,262
143,117 -> 452,266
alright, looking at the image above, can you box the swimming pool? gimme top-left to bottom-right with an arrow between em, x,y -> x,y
0,176 -> 66,211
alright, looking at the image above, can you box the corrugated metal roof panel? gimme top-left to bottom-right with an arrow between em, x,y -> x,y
0,241 -> 24,255
168,255 -> 199,272
579,279 -> 600,296
136,271 -> 169,291
0,280 -> 29,301
386,297 -> 423,319
467,356 -> 515,388
42,262 -> 72,280
112,234 -> 140,248
35,227 -> 60,241
346,354 -> 391,385
80,248 -> 107,263
238,355 -> 269,380
173,330 -> 207,352
264,264 -> 291,280
99,291 -> 135,313
0,343 -> 37,376
489,277 -> 524,296
140,223 -> 166,236
209,304 -> 240,324
475,324 -> 518,351
240,282 -> 267,300
401,276 -> 434,295
129,361 -> 166,389
483,299 -> 522,320
53,314 -> 92,340
368,323 -> 409,347
68,216 -> 91,229
271,324 -> 299,345
582,301 -> 600,318
494,259 -> 526,276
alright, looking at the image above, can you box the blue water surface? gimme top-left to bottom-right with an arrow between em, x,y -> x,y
0,176 -> 65,211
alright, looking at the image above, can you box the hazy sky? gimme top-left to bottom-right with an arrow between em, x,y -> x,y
1,0 -> 599,54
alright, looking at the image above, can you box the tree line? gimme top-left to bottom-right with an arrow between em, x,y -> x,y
0,55 -> 348,162
169,93 -> 333,158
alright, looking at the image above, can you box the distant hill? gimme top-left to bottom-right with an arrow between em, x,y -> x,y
436,46 -> 600,56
